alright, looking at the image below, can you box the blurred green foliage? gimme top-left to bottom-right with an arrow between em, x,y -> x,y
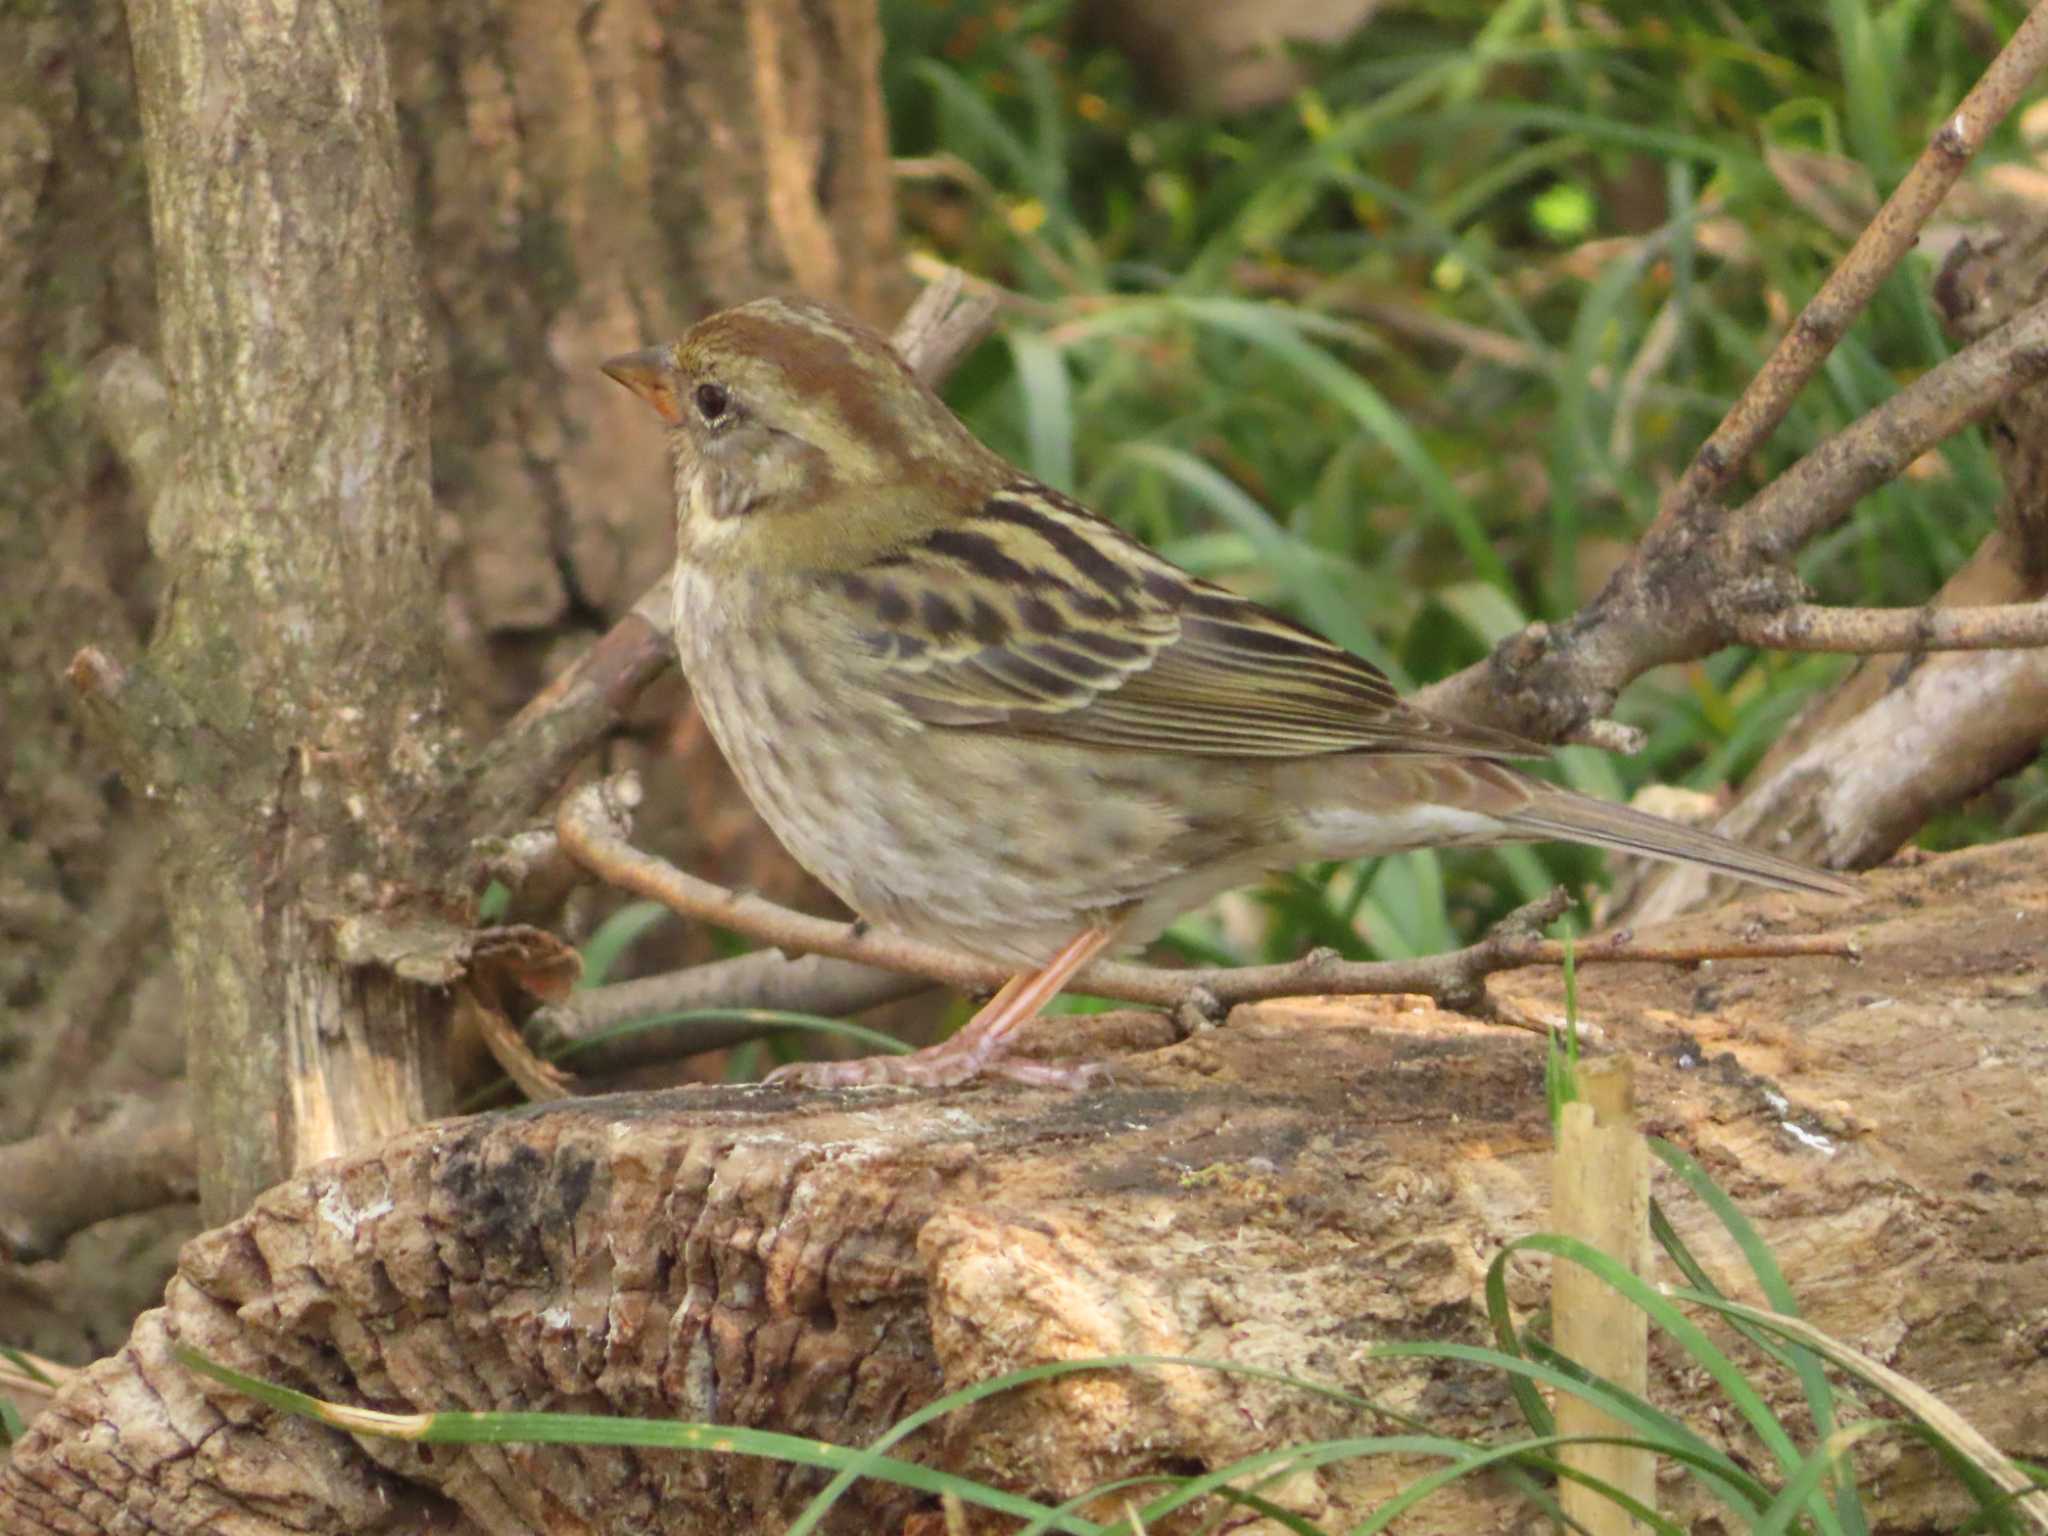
878,0 -> 2046,966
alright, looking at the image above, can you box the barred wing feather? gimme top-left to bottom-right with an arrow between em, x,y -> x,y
837,481 -> 1543,761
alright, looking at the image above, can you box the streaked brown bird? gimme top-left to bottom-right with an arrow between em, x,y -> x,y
604,297 -> 1855,1088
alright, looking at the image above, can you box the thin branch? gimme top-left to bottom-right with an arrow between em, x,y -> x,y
1523,931 -> 1857,966
1413,284 -> 2048,736
453,271 -> 1002,857
454,599 -> 672,852
1730,596 -> 2048,652
528,925 -> 1855,1077
1570,718 -> 1649,755
459,981 -> 572,1102
1727,288 -> 2048,565
557,776 -> 1860,1031
527,952 -> 930,1071
889,263 -> 1001,381
1656,3 -> 2048,531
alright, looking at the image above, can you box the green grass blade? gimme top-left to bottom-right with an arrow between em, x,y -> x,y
1648,1134 -> 1867,1535
1010,329 -> 1077,491
577,901 -> 670,989
1482,1244 -> 1555,1439
790,1352 -> 1406,1536
1754,1426 -> 1893,1536
178,1347 -> 1107,1535
1507,1235 -> 1814,1495
1367,1338 -> 1772,1516
1348,1432 -> 1686,1536
1164,298 -> 1512,591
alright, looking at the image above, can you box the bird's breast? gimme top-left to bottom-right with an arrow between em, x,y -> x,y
668,565 -> 1255,965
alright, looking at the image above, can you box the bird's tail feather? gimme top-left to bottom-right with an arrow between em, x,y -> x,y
1499,788 -> 1858,899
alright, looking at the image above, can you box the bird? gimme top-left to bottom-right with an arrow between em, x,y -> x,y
602,296 -> 1857,1089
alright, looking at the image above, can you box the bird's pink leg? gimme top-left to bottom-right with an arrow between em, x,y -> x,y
764,922 -> 1123,1090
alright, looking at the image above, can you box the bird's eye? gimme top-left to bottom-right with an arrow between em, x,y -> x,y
694,382 -> 731,423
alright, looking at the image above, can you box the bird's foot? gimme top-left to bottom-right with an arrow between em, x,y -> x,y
765,921 -> 1126,1091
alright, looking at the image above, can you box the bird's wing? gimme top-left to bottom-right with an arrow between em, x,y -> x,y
833,482 -> 1543,760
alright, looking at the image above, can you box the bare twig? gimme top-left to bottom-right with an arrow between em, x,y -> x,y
1570,718 -> 1649,755
890,264 -> 1002,382
557,776 -> 1859,1031
1414,285 -> 2048,737
527,952 -> 930,1071
1414,16 -> 2048,751
1656,3 -> 2048,531
1730,596 -> 2048,652
454,594 -> 672,852
1727,289 -> 2048,565
458,981 -> 572,1103
1525,930 -> 1857,966
452,272 -> 1003,858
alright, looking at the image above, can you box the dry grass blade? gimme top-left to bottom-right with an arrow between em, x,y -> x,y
1688,1295 -> 2048,1531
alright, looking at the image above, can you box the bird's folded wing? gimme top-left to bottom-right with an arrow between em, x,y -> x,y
835,481 -> 1542,761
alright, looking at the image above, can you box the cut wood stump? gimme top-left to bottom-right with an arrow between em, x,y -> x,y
4,837 -> 2045,1533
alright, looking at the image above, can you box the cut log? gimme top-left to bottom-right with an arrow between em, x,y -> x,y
4,837 -> 2044,1533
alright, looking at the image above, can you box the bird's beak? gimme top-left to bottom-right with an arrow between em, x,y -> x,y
602,347 -> 684,425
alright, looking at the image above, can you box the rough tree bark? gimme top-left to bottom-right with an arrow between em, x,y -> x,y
2,0 -> 902,1285
94,0 -> 451,1220
2,837 -> 2042,1533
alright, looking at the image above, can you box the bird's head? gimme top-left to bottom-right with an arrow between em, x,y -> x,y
603,297 -> 1006,574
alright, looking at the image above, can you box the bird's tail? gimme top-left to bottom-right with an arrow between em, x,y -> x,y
1498,784 -> 1857,899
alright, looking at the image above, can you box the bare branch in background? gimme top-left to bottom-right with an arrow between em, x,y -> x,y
1412,11 -> 2048,757
0,1092 -> 195,1264
1619,218 -> 2048,925
1724,289 -> 2048,565
526,952 -> 931,1073
1654,3 -> 2048,533
1731,596 -> 2048,652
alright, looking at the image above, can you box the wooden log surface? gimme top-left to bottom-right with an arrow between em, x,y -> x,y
3,836 -> 2044,1533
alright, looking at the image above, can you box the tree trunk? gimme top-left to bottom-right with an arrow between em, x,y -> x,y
4,837 -> 2040,1533
111,0 -> 451,1219
2,0 -> 901,1256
